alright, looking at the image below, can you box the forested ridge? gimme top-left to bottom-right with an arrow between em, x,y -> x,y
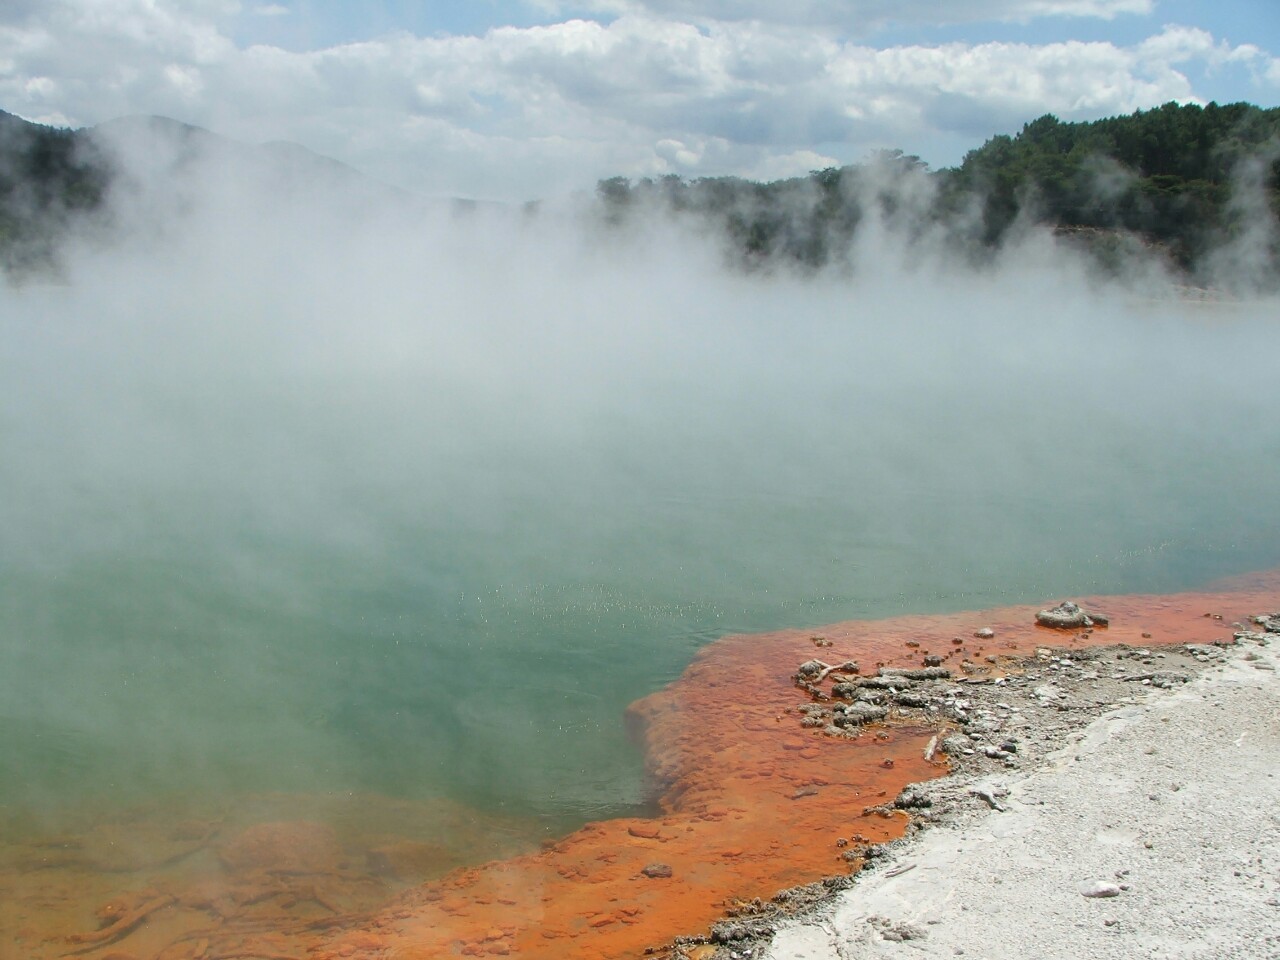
0,109 -> 108,273
599,101 -> 1280,287
944,101 -> 1280,273
2,101 -> 1278,286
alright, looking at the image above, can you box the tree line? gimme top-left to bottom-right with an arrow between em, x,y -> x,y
598,101 -> 1280,288
2,101 -> 1277,286
0,109 -> 109,275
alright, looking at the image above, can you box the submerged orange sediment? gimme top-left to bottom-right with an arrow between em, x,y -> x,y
315,570 -> 1279,960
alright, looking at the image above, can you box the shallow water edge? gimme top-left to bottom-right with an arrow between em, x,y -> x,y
3,567 -> 1277,960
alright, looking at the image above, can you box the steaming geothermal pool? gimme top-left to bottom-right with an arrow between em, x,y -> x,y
2,209 -> 1280,932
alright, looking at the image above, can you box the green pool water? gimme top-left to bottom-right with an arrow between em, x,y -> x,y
3,230 -> 1279,835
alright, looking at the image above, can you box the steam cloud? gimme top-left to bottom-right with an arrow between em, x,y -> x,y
2,121 -> 1279,822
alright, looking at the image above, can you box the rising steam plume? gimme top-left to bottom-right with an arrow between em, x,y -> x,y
1,113 -> 1279,821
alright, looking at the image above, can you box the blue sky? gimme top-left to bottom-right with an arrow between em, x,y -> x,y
230,1 -> 558,47
1,0 -> 1276,199
230,0 -> 1274,50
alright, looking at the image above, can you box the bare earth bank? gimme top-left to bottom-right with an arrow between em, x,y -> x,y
762,629 -> 1280,960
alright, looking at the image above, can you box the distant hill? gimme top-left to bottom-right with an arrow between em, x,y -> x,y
3,102 -> 1278,288
0,110 -> 414,278
87,114 -> 390,194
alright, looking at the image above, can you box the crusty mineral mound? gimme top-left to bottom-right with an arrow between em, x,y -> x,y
1036,600 -> 1108,629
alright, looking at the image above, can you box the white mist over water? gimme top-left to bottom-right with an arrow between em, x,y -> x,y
2,124 -> 1279,826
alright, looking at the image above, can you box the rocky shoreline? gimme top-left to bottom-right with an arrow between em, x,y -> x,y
666,609 -> 1280,960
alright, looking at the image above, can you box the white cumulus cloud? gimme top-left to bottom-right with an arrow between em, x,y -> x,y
535,0 -> 1154,32
0,1 -> 1275,199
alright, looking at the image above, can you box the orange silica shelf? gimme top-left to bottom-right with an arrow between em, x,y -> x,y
316,571 -> 1280,960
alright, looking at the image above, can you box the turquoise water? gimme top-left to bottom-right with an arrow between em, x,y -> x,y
3,224 -> 1280,830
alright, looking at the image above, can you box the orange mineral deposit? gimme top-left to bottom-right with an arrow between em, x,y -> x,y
4,572 -> 1274,960
312,569 -> 1278,960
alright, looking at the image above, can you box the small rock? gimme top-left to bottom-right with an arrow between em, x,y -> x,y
855,676 -> 904,690
795,660 -> 825,679
1079,880 -> 1122,898
712,919 -> 775,943
894,789 -> 932,810
839,703 -> 889,724
1237,633 -> 1270,644
1037,601 -> 1090,629
879,666 -> 951,680
641,863 -> 673,879
869,917 -> 928,942
974,628 -> 995,639
969,788 -> 1006,812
